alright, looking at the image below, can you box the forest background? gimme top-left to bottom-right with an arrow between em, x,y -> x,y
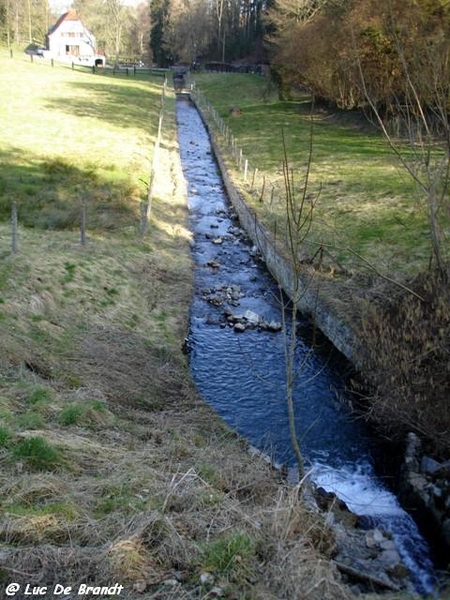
2,0 -> 450,111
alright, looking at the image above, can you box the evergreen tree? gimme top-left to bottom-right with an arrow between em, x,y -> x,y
150,0 -> 172,66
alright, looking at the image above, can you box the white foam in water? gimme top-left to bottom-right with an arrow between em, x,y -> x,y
311,462 -> 436,595
311,461 -> 405,516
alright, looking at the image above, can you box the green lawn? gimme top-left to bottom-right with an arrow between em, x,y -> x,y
0,50 -> 166,230
193,73 -> 433,277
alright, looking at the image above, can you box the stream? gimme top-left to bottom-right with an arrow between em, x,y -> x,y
176,95 -> 437,595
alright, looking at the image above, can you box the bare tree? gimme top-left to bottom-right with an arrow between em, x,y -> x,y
267,0 -> 328,29
128,2 -> 152,60
0,0 -> 49,46
164,0 -> 210,63
74,0 -> 142,60
3,0 -> 11,50
104,0 -> 127,64
279,118 -> 318,481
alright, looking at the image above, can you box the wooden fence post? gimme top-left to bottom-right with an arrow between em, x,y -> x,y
80,198 -> 86,245
141,86 -> 165,235
259,176 -> 266,202
251,168 -> 258,190
139,200 -> 149,235
270,186 -> 275,209
11,202 -> 18,255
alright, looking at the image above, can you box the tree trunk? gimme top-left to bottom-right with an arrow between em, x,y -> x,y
428,185 -> 447,281
285,299 -> 305,481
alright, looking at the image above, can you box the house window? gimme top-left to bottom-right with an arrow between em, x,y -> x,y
65,45 -> 80,56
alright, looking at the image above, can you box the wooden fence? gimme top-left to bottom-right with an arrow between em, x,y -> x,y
19,50 -> 169,79
6,55 -> 168,253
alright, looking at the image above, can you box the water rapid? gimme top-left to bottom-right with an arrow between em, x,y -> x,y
177,95 -> 437,595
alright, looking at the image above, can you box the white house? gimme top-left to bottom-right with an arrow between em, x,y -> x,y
46,10 -> 105,66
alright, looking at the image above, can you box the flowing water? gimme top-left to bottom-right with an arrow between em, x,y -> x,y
177,95 -> 437,595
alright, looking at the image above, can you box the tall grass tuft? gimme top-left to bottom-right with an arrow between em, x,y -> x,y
203,531 -> 255,578
11,437 -> 63,471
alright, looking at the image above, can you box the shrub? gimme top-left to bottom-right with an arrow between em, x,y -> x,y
27,387 -> 52,406
18,411 -> 46,430
62,262 -> 76,283
59,401 -> 111,428
59,404 -> 84,426
360,273 -> 450,457
197,463 -> 223,489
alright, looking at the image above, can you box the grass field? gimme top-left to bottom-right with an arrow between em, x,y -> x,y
192,73 -> 436,278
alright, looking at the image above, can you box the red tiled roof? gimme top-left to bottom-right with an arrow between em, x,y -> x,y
64,9 -> 79,20
49,9 -> 80,34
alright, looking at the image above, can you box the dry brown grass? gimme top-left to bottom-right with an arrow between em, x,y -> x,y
0,411 -> 355,598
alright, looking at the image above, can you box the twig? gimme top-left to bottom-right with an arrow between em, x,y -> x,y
333,561 -> 400,592
345,247 -> 425,301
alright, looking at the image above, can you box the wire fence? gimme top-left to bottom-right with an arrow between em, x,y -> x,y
192,86 -> 293,254
140,79 -> 168,235
5,54 -> 168,253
